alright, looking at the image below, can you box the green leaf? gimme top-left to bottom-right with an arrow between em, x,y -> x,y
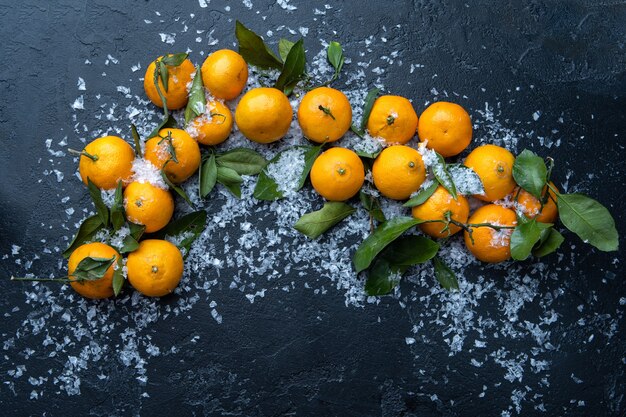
433,257 -> 459,291
327,41 -> 344,78
556,192 -> 619,251
510,219 -> 553,261
155,211 -> 207,257
216,148 -> 267,175
149,114 -> 178,139
120,234 -> 139,254
432,152 -> 457,200
380,235 -> 440,266
359,191 -> 386,223
294,202 -> 356,239
199,155 -> 218,198
112,258 -> 124,297
71,256 -> 116,282
354,145 -> 382,159
184,66 -> 206,125
109,181 -> 125,231
161,53 -> 189,66
513,149 -> 547,199
360,88 -> 380,131
278,38 -> 295,62
131,124 -> 142,157
161,170 -> 194,207
235,20 -> 283,70
353,217 -> 424,273
275,38 -> 306,94
62,215 -> 104,259
217,166 -> 243,198
253,145 -> 322,201
532,228 -> 565,257
87,178 -> 109,227
447,164 -> 485,196
403,181 -> 438,207
128,221 -> 145,241
159,60 -> 169,92
364,258 -> 403,296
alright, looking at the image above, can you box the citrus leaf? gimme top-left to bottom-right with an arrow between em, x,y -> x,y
510,219 -> 552,261
184,66 -> 206,125
557,193 -> 619,251
513,149 -> 547,199
87,178 -> 109,227
62,215 -> 104,258
360,88 -> 380,131
154,211 -> 207,257
217,166 -> 243,198
128,221 -> 145,241
149,114 -> 178,139
532,227 -> 565,257
110,181 -> 125,232
432,152 -> 457,200
275,38 -> 305,94
364,258 -> 403,296
120,234 -> 139,254
71,256 -> 116,282
403,181 -> 438,207
235,20 -> 283,70
447,164 -> 485,196
131,124 -> 142,157
359,191 -> 386,223
433,257 -> 459,291
112,258 -> 124,297
327,41 -> 344,78
253,145 -> 322,201
294,202 -> 355,239
216,148 -> 267,175
159,60 -> 169,92
199,155 -> 217,198
161,171 -> 194,207
380,235 -> 440,266
161,53 -> 188,66
278,38 -> 295,62
353,217 -> 424,273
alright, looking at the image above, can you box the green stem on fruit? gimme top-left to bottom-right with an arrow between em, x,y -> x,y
68,148 -> 98,161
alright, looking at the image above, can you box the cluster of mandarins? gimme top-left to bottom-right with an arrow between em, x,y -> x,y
58,47 -> 556,299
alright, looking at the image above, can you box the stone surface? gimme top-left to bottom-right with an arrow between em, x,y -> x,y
0,1 -> 624,416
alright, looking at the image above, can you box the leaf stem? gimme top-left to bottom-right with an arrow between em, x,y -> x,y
68,148 -> 98,161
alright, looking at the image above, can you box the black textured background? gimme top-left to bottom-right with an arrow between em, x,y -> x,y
0,1 -> 625,416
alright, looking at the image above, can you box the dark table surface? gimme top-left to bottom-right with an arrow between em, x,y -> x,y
1,1 -> 625,416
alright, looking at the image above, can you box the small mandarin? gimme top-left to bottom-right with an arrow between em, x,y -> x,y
412,186 -> 470,238
187,101 -> 234,146
372,145 -> 426,200
235,87 -> 292,144
144,56 -> 195,110
123,182 -> 174,233
463,144 -> 516,202
418,101 -> 472,157
77,136 -> 135,190
201,49 -> 248,100
127,239 -> 184,297
366,95 -> 418,145
310,147 -> 365,201
514,182 -> 559,223
144,128 -> 201,183
464,204 -> 517,263
297,87 -> 352,143
68,242 -> 120,299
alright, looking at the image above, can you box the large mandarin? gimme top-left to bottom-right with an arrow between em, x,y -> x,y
235,87 -> 292,144
371,145 -> 426,200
